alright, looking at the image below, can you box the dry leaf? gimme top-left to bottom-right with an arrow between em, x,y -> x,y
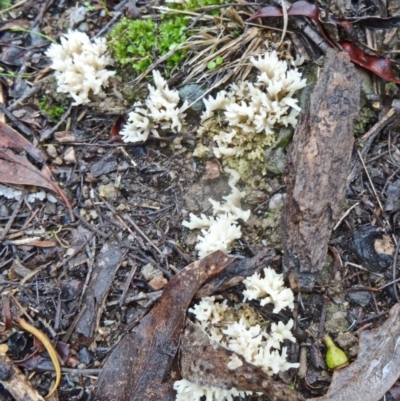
308,303 -> 400,401
0,148 -> 73,219
0,121 -> 46,163
94,251 -> 233,401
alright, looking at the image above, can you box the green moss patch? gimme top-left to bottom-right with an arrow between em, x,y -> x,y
39,98 -> 66,120
108,16 -> 189,76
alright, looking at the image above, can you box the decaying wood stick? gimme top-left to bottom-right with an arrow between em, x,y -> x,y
282,50 -> 361,291
0,354 -> 45,401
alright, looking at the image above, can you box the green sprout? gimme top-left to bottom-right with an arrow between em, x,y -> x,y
83,1 -> 94,11
11,28 -> 56,43
207,56 -> 223,70
0,72 -> 31,79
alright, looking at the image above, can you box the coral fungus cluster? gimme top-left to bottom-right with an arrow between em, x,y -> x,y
196,52 -> 306,177
174,267 -> 298,400
45,30 -> 115,105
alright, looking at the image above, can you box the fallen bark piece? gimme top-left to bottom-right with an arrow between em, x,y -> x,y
282,50 -> 360,290
75,238 -> 127,339
180,319 -> 305,401
0,353 -> 45,401
308,303 -> 400,401
93,251 -> 233,401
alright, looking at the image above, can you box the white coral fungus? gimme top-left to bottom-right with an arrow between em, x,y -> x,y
196,50 -> 306,177
243,267 -> 294,313
121,70 -> 187,143
45,30 -> 115,105
176,285 -> 298,400
174,379 -> 251,401
182,168 -> 250,258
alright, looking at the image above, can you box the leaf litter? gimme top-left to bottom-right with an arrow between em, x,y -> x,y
94,251 -> 233,400
1,0 -> 400,399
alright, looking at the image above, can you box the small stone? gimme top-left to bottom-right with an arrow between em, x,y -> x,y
71,6 -> 87,26
47,194 -> 57,203
44,202 -> 56,215
78,347 -> 92,365
54,131 -> 76,142
335,331 -> 359,358
66,248 -> 75,256
141,263 -> 162,281
149,276 -> 167,290
269,193 -> 286,210
325,311 -> 349,335
202,161 -> 221,181
46,144 -> 58,158
77,22 -> 89,32
66,356 -> 80,368
178,84 -> 206,112
89,210 -> 98,220
63,147 -> 76,164
137,292 -> 148,307
347,290 -> 372,307
53,157 -> 63,165
352,226 -> 393,272
82,186 -> 89,199
0,204 -> 9,217
116,204 -> 126,212
98,183 -> 118,200
91,157 -> 118,177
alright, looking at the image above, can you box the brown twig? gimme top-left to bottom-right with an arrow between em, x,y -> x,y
0,193 -> 24,242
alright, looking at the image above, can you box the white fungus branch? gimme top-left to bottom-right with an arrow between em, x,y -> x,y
45,30 -> 115,105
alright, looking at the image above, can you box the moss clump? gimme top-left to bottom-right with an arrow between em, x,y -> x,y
108,18 -> 157,75
184,0 -> 228,12
354,106 -> 376,135
39,98 -> 66,120
0,0 -> 11,10
108,16 -> 189,76
158,16 -> 188,70
222,133 -> 278,182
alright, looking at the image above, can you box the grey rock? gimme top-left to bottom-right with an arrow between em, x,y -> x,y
77,22 -> 89,32
10,79 -> 31,99
78,347 -> 92,365
178,84 -> 206,112
347,290 -> 372,307
384,179 -> 400,212
0,204 -> 9,217
91,157 -> 118,177
71,6 -> 88,26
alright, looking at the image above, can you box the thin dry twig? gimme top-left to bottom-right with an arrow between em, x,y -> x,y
0,193 -> 24,242
357,150 -> 385,218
